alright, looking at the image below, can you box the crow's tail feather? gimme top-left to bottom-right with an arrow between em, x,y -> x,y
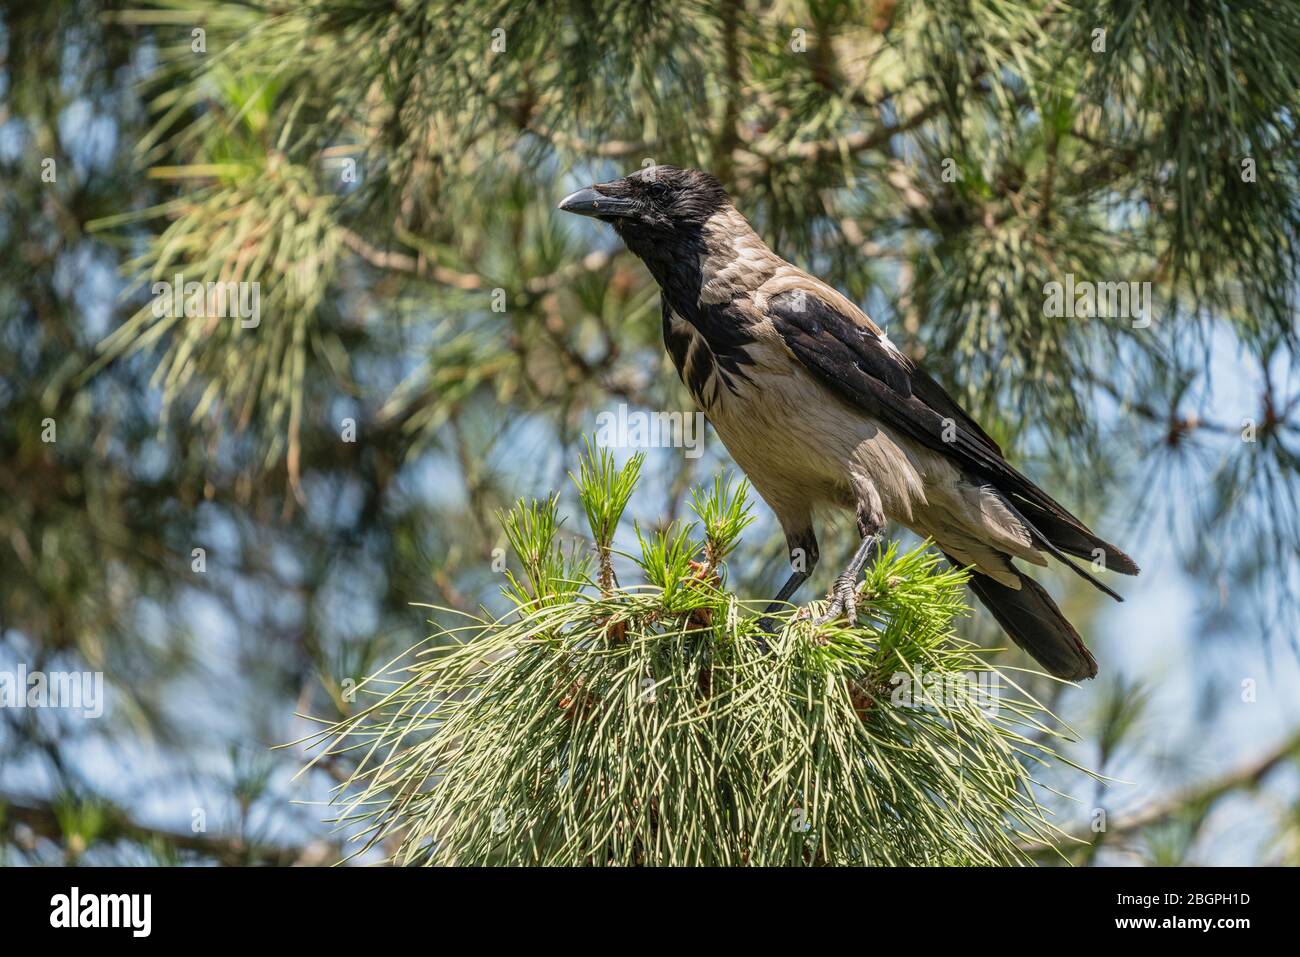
949,555 -> 1098,681
1011,497 -> 1140,576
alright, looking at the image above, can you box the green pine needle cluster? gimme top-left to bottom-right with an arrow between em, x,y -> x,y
297,448 -> 1077,865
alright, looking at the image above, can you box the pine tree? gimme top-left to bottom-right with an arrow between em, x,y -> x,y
3,0 -> 1300,866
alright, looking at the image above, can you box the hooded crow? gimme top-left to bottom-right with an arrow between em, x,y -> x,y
559,165 -> 1138,680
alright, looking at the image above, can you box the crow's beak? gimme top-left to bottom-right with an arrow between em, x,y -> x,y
557,186 -> 636,219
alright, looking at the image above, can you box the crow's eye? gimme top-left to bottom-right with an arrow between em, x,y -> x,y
647,181 -> 669,201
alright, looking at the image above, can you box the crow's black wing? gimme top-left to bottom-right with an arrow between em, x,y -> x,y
766,289 -> 1139,578
768,289 -> 1011,477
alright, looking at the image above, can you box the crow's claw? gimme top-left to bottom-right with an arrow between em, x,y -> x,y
811,574 -> 859,626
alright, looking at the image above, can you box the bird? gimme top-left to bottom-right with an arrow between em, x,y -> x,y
558,165 -> 1138,680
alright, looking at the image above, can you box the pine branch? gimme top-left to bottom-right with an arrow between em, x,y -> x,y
338,227 -> 483,291
1024,730 -> 1300,859
293,450 -> 1082,866
1,796 -> 334,867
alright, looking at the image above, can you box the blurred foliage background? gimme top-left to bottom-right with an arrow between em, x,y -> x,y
2,0 -> 1299,865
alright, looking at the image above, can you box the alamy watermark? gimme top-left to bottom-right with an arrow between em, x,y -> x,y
150,275 -> 261,329
1043,274 -> 1152,328
890,668 -> 1000,715
595,403 -> 705,459
50,887 -> 150,937
0,665 -> 104,718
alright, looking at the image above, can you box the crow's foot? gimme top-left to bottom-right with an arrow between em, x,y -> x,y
811,573 -> 860,626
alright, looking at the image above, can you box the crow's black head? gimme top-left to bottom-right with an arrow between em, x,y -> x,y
557,165 -> 730,250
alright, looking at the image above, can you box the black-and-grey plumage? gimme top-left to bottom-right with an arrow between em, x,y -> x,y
559,165 -> 1139,680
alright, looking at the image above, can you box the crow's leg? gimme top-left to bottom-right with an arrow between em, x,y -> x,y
812,491 -> 885,627
755,529 -> 819,641
809,535 -> 875,625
